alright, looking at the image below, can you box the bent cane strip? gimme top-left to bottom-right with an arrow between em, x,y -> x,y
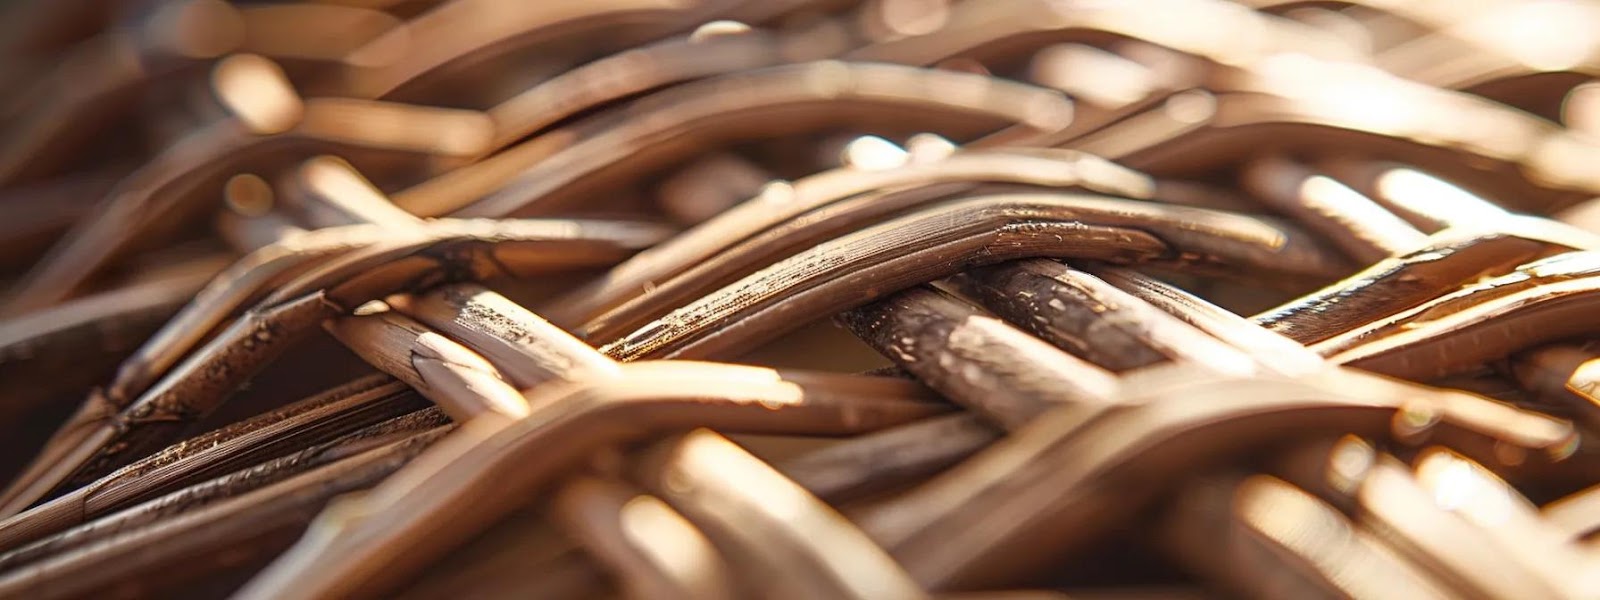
551,475 -> 737,600
632,430 -> 926,599
601,192 -> 1342,361
855,364 -> 1573,589
236,365 -> 947,600
0,374 -> 420,554
0,219 -> 669,516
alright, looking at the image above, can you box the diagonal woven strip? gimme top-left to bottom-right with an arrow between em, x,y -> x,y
2,1 -> 1600,599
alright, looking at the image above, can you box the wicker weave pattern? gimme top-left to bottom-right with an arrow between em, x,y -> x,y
2,1 -> 1600,598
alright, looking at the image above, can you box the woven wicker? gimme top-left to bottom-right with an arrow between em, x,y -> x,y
2,0 -> 1599,598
